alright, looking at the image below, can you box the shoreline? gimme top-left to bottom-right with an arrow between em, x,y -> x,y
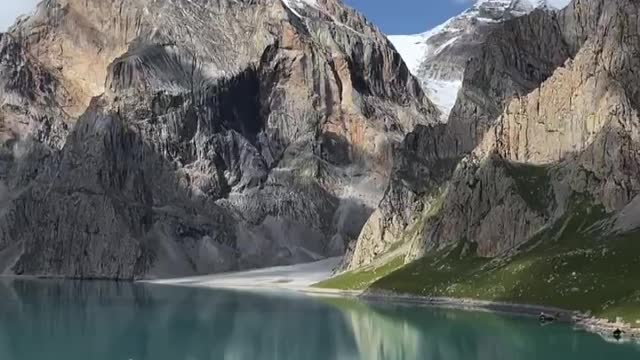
342,288 -> 640,344
4,259 -> 639,344
149,275 -> 640,344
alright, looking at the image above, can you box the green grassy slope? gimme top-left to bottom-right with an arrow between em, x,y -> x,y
314,257 -> 405,290
315,195 -> 640,325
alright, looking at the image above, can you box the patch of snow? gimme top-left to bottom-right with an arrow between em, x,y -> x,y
478,17 -> 503,23
388,0 -> 569,122
425,79 -> 463,121
543,0 -> 572,9
520,0 -> 572,10
388,31 -> 462,118
149,257 -> 342,290
472,0 -> 570,13
421,17 -> 459,38
288,0 -> 319,8
281,0 -> 303,18
387,34 -> 429,74
281,0 -> 319,18
474,0 -> 512,5
387,16 -> 460,71
281,0 -> 365,36
434,36 -> 460,56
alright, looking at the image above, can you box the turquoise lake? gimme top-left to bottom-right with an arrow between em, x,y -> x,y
0,279 -> 639,359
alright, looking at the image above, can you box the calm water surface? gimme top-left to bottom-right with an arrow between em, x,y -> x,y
0,279 -> 639,360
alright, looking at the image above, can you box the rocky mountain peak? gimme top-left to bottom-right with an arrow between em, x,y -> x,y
0,0 -> 438,279
388,0 -> 571,121
347,0 -> 640,281
469,0 -> 571,19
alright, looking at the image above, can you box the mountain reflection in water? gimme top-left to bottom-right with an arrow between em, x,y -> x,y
0,279 -> 638,360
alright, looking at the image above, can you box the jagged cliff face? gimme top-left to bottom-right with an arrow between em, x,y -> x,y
0,0 -> 439,279
348,0 -> 640,270
388,0 -> 571,121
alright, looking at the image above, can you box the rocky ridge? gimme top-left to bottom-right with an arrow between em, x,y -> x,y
388,0 -> 572,121
349,0 -> 640,270
0,0 -> 439,279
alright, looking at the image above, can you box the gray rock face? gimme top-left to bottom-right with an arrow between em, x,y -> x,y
0,0 -> 439,279
348,0 -> 640,270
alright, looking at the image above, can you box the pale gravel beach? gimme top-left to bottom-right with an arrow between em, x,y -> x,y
147,257 -> 343,291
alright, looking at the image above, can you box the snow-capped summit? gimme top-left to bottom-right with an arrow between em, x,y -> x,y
282,0 -> 320,11
389,0 -> 571,121
282,0 -> 321,17
513,0 -> 573,11
467,0 -> 570,19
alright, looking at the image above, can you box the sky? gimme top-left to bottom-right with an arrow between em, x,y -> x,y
345,0 -> 470,35
0,0 -> 470,35
0,0 -> 39,31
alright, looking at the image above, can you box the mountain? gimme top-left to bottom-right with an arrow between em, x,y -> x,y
331,0 -> 640,324
388,0 -> 572,121
2,0 -> 639,325
0,0 -> 439,279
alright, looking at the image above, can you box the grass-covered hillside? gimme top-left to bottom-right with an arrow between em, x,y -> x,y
315,195 -> 640,325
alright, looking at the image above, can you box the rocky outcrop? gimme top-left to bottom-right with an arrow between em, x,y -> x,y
348,7 -> 572,269
349,0 -> 640,270
0,0 -> 439,279
0,34 -> 71,149
497,0 -> 640,211
446,9 -> 574,156
348,124 -> 455,269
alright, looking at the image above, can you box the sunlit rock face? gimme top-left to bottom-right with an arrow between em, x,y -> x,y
0,0 -> 440,279
348,0 -> 640,269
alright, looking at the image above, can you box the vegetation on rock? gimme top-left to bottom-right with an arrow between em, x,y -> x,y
318,195 -> 640,326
